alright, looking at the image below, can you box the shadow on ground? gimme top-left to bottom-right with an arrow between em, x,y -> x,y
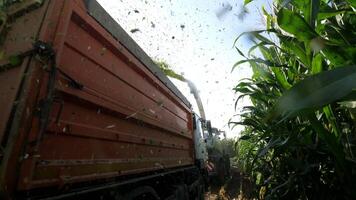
205,167 -> 254,200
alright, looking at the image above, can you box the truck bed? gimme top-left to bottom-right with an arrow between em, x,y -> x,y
0,0 -> 194,197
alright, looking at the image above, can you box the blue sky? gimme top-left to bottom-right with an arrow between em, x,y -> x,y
98,0 -> 272,137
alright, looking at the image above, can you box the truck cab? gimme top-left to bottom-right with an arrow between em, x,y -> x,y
193,114 -> 208,169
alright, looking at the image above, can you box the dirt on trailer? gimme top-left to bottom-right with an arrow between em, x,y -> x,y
205,167 -> 254,200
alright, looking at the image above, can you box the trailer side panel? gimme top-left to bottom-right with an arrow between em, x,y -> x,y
0,0 -> 194,196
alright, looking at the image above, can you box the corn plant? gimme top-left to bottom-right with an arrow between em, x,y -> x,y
232,0 -> 356,199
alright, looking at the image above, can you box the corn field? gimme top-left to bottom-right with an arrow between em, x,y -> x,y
231,0 -> 356,199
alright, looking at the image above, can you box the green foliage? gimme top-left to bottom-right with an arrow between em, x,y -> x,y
244,0 -> 253,5
274,65 -> 356,119
232,0 -> 356,199
277,8 -> 318,41
154,60 -> 186,82
212,138 -> 236,157
8,55 -> 21,66
234,128 -> 258,173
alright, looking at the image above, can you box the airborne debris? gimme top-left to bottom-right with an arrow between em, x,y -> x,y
235,6 -> 249,21
126,111 -> 139,119
100,47 -> 107,56
215,2 -> 233,19
106,125 -> 116,129
130,28 -> 140,33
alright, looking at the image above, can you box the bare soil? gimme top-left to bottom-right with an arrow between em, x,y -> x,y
205,167 -> 254,200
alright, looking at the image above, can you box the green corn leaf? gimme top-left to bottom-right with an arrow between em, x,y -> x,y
235,46 -> 246,58
311,53 -> 323,74
284,40 -> 308,66
344,46 -> 356,64
323,105 -> 341,138
257,137 -> 282,157
234,87 -> 252,94
274,65 -> 356,118
250,61 -> 273,81
277,8 -> 318,41
232,58 -> 289,72
338,101 -> 356,108
303,0 -> 320,29
248,41 -> 270,56
244,0 -> 253,5
233,29 -> 274,47
262,6 -> 273,30
258,43 -> 272,60
271,67 -> 292,90
235,82 -> 252,88
318,10 -> 347,20
239,135 -> 252,141
322,46 -> 348,67
280,0 -> 293,8
261,5 -> 269,16
308,114 -> 345,168
346,0 -> 356,7
310,0 -> 320,28
253,33 -> 274,45
317,1 -> 348,20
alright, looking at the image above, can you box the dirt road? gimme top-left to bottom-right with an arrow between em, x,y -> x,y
205,167 -> 253,200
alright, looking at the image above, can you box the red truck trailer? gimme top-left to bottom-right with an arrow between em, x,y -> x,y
0,0 -> 206,199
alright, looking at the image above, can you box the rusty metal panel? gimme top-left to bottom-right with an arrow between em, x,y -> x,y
0,0 -> 48,146
4,0 -> 195,192
84,0 -> 192,108
0,0 -> 55,198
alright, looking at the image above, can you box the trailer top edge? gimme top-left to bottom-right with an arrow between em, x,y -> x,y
83,0 -> 192,108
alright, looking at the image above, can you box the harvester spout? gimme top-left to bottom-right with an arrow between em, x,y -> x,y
155,61 -> 206,120
186,80 -> 206,120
